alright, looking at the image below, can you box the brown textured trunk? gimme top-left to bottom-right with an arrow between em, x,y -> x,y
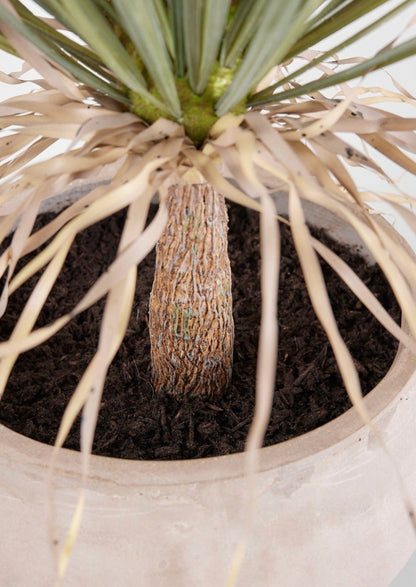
149,182 -> 234,397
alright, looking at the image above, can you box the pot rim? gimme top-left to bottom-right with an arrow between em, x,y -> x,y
1,338 -> 414,488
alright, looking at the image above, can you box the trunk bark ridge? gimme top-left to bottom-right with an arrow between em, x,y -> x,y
149,183 -> 234,396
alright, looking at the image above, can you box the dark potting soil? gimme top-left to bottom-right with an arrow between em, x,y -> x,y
0,203 -> 400,460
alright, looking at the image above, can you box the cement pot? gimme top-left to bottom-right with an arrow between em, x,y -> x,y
1,194 -> 416,586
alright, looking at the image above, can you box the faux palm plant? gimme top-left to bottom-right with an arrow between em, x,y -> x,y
1,0 -> 416,580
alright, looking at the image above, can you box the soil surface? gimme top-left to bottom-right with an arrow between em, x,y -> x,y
0,203 -> 400,460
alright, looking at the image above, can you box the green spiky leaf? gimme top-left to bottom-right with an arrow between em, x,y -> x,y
113,0 -> 181,118
251,0 -> 416,104
251,36 -> 416,106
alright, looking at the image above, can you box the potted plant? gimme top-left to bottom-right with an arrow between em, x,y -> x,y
1,1 -> 416,585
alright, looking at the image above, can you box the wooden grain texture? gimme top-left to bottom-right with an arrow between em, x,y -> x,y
149,183 -> 234,396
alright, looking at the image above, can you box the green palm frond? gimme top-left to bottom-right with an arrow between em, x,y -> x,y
0,0 -> 415,140
252,0 -> 416,104
184,0 -> 231,94
112,0 -> 181,117
288,0 -> 402,58
168,0 -> 185,77
215,0 -> 316,115
252,37 -> 416,106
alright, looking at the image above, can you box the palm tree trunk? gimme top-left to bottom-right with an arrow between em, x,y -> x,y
149,182 -> 234,397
